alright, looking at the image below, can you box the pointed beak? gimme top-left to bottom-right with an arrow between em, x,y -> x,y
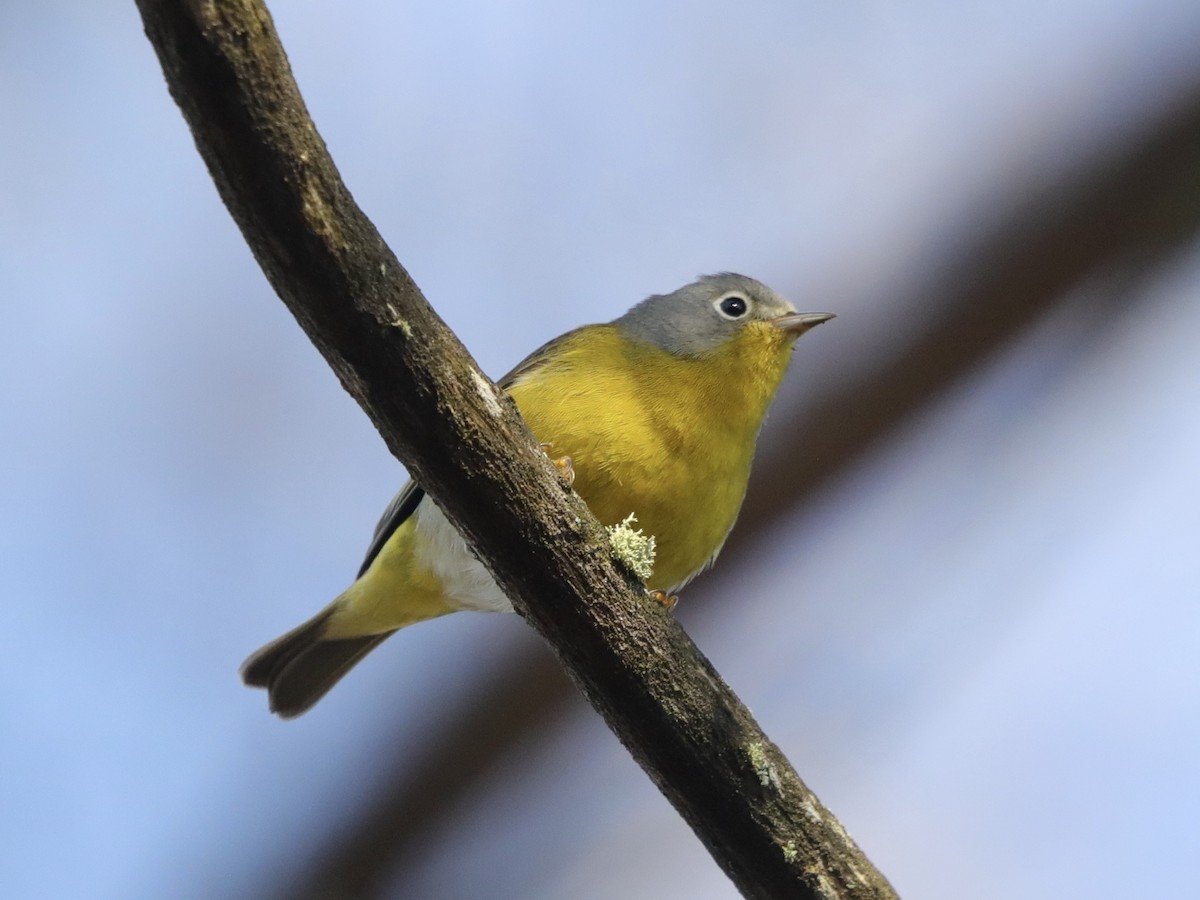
772,311 -> 836,335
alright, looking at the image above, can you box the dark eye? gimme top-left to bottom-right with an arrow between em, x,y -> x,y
716,294 -> 749,319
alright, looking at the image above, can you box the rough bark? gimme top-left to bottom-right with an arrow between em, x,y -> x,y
135,1 -> 896,897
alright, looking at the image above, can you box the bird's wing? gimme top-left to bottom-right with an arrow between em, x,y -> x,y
355,325 -> 592,577
357,479 -> 425,577
496,325 -> 590,390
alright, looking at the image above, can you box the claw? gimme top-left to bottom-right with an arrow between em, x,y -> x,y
541,442 -> 575,486
648,589 -> 678,611
556,456 -> 575,486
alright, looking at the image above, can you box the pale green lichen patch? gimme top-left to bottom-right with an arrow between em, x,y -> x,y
383,302 -> 414,336
607,514 -> 656,580
747,741 -> 775,787
782,840 -> 798,863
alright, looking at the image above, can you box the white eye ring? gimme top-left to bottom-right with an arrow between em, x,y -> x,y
714,293 -> 749,319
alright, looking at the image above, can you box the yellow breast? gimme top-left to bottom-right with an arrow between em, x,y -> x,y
509,322 -> 795,591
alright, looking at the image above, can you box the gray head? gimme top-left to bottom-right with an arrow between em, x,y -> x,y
615,273 -> 830,357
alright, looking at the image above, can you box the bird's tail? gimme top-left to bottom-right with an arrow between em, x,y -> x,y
240,606 -> 393,718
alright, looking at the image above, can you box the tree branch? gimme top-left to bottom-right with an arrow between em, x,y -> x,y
135,2 -> 896,897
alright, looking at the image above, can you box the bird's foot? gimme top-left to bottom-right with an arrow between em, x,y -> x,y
648,589 -> 678,611
540,443 -> 575,486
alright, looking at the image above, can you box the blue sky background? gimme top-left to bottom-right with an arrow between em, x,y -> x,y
3,2 -> 1200,898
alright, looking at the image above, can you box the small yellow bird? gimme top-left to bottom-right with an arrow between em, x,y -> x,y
242,273 -> 833,716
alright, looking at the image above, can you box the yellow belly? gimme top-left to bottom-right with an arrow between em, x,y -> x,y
519,410 -> 751,591
509,324 -> 790,591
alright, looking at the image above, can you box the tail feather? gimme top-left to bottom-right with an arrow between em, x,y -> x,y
241,608 -> 393,718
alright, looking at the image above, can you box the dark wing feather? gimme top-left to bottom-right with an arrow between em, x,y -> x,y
356,480 -> 425,577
